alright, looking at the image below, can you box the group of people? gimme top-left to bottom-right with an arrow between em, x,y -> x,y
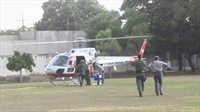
75,60 -> 104,86
129,55 -> 168,97
75,55 -> 168,97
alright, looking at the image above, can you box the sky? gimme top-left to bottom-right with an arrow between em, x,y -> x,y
0,0 -> 123,30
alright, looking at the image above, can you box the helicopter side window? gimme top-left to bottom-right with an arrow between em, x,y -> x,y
71,50 -> 75,53
52,56 -> 68,67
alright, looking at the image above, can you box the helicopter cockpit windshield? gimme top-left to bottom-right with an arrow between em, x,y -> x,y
52,56 -> 68,67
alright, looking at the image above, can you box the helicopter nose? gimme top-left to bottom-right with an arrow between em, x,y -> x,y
45,67 -> 66,74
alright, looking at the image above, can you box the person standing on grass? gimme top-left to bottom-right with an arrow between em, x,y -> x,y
129,54 -> 147,97
93,62 -> 104,85
75,60 -> 88,87
148,56 -> 168,96
83,62 -> 91,85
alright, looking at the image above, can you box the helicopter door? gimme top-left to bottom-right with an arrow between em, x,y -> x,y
69,56 -> 76,67
76,56 -> 85,65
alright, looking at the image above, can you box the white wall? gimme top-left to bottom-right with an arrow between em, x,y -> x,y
19,31 -> 36,40
0,35 -> 20,41
0,41 -> 14,55
36,31 -> 86,55
0,31 -> 86,56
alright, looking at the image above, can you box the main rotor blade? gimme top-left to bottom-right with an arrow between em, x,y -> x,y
86,35 -> 152,42
13,35 -> 153,45
13,40 -> 72,45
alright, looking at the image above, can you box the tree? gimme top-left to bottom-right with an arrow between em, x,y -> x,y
95,29 -> 122,56
76,0 -> 105,29
35,0 -> 80,30
0,29 -> 19,35
85,10 -> 123,49
35,0 -> 105,31
148,0 -> 200,72
121,8 -> 150,54
6,51 -> 36,83
120,0 -> 150,12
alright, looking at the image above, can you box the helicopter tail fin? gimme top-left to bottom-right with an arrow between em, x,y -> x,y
130,39 -> 147,61
139,39 -> 147,58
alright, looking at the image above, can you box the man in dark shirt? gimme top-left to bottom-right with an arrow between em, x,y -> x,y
129,54 -> 147,97
83,63 -> 91,85
75,60 -> 88,86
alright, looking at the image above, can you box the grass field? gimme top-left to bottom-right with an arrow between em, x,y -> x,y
0,75 -> 199,112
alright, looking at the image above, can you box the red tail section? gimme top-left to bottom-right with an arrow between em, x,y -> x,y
139,39 -> 147,58
130,39 -> 147,61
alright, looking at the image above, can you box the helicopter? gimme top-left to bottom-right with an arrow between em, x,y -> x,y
44,37 -> 148,86
14,35 -> 150,86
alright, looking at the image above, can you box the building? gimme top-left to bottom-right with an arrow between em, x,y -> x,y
0,31 -> 86,76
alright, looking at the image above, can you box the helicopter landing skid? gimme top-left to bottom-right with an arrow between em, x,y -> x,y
69,77 -> 80,86
49,77 -> 57,86
48,76 -> 80,86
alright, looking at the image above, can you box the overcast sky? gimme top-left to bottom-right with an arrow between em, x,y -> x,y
0,0 -> 123,30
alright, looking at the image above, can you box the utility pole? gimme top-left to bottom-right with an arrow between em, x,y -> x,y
17,13 -> 28,31
21,13 -> 24,31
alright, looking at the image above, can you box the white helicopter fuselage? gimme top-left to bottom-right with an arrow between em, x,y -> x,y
44,49 -> 136,76
45,48 -> 97,77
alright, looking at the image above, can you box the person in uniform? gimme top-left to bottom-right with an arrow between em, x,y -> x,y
93,62 -> 104,85
83,62 -> 91,85
129,54 -> 147,97
148,56 -> 168,96
75,60 -> 88,86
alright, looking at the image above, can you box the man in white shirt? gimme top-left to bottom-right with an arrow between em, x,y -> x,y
148,56 -> 168,96
94,62 -> 104,85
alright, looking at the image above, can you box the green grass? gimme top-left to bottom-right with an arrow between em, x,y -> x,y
0,75 -> 199,112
